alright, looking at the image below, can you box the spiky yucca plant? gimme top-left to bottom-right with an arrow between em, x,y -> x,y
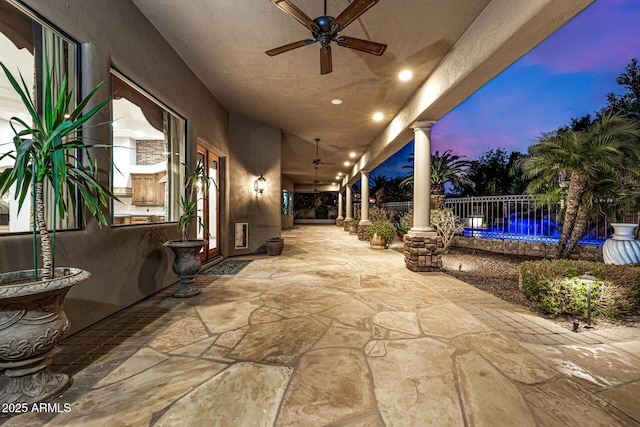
0,62 -> 116,281
176,161 -> 216,241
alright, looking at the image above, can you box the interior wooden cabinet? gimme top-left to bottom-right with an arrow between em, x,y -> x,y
131,172 -> 166,206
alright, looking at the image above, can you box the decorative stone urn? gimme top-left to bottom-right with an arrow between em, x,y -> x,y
265,237 -> 284,256
0,267 -> 90,405
163,240 -> 207,297
602,223 -> 640,265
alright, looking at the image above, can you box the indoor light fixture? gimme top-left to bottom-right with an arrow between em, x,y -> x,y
331,98 -> 343,105
349,152 -> 356,158
344,161 -> 350,167
398,69 -> 413,81
373,112 -> 384,121
254,173 -> 267,195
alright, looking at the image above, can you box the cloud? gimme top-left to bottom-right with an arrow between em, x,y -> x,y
521,0 -> 640,75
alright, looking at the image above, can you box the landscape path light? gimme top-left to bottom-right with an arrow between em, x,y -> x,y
578,271 -> 598,328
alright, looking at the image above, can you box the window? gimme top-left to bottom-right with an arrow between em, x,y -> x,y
0,1 -> 77,233
111,71 -> 185,225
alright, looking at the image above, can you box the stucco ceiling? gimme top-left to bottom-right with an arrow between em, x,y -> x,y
131,0 -> 592,189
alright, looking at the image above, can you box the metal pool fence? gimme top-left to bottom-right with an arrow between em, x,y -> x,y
381,195 -> 640,247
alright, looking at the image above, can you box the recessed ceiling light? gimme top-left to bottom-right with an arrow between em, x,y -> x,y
373,112 -> 384,122
344,161 -> 350,167
398,69 -> 413,81
337,172 -> 343,176
349,152 -> 356,158
332,182 -> 336,186
335,176 -> 340,180
331,98 -> 343,105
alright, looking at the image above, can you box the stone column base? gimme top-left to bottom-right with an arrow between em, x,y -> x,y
357,224 -> 370,241
403,234 -> 443,271
336,218 -> 344,226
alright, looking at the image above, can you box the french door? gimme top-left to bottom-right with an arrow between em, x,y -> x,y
197,145 -> 220,260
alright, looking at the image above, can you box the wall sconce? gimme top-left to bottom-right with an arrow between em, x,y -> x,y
254,173 -> 267,195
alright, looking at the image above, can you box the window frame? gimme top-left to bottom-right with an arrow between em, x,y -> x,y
109,69 -> 186,227
0,0 -> 81,235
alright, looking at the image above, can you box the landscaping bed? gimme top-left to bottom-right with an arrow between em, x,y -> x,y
440,246 -> 640,330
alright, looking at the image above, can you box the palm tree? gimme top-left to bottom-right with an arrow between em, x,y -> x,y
401,149 -> 474,208
369,174 -> 389,205
523,112 -> 640,258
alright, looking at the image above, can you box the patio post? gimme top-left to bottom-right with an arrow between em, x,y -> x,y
404,120 -> 443,271
409,121 -> 437,236
358,171 -> 371,240
344,185 -> 353,231
336,190 -> 344,226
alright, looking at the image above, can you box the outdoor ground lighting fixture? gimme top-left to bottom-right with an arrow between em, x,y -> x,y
254,173 -> 267,195
579,272 -> 598,328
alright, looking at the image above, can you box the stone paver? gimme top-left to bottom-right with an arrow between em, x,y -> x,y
3,225 -> 640,427
156,362 -> 292,426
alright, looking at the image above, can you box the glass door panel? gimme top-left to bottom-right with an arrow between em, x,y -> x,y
208,154 -> 218,255
197,145 -> 220,261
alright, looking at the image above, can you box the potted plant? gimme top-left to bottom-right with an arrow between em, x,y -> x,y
0,62 -> 114,405
366,220 -> 397,249
348,218 -> 360,234
163,162 -> 214,297
265,236 -> 284,256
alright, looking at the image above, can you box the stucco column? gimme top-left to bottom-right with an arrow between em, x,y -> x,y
359,171 -> 371,225
337,191 -> 344,220
409,120 -> 437,236
345,185 -> 353,222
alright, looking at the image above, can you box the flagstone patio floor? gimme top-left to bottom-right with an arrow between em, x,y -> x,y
3,225 -> 640,426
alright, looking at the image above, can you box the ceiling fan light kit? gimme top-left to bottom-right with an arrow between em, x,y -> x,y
266,0 -> 387,75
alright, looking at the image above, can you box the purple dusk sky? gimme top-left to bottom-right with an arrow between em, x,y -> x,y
373,0 -> 640,178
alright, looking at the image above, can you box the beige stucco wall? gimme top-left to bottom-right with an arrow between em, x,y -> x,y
0,0 -> 280,333
227,114 -> 282,256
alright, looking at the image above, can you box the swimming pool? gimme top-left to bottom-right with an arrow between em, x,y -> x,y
463,215 -> 606,247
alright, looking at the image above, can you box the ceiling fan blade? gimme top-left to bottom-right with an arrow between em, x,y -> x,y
271,0 -> 320,32
320,45 -> 332,75
337,36 -> 386,56
266,39 -> 315,56
331,0 -> 378,33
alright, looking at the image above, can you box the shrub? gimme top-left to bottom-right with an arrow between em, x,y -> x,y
430,208 -> 463,254
369,206 -> 395,222
520,259 -> 640,317
348,218 -> 360,228
397,209 -> 413,236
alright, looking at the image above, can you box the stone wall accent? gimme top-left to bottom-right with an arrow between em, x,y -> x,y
451,236 -> 603,262
404,234 -> 443,272
357,224 -> 370,241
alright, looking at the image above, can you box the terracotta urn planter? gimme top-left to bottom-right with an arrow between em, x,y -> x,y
265,238 -> 284,256
0,268 -> 90,405
369,232 -> 386,250
602,223 -> 640,265
163,240 -> 207,297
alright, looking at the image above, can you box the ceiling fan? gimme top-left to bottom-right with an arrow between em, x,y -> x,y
310,138 -> 335,166
266,0 -> 387,75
